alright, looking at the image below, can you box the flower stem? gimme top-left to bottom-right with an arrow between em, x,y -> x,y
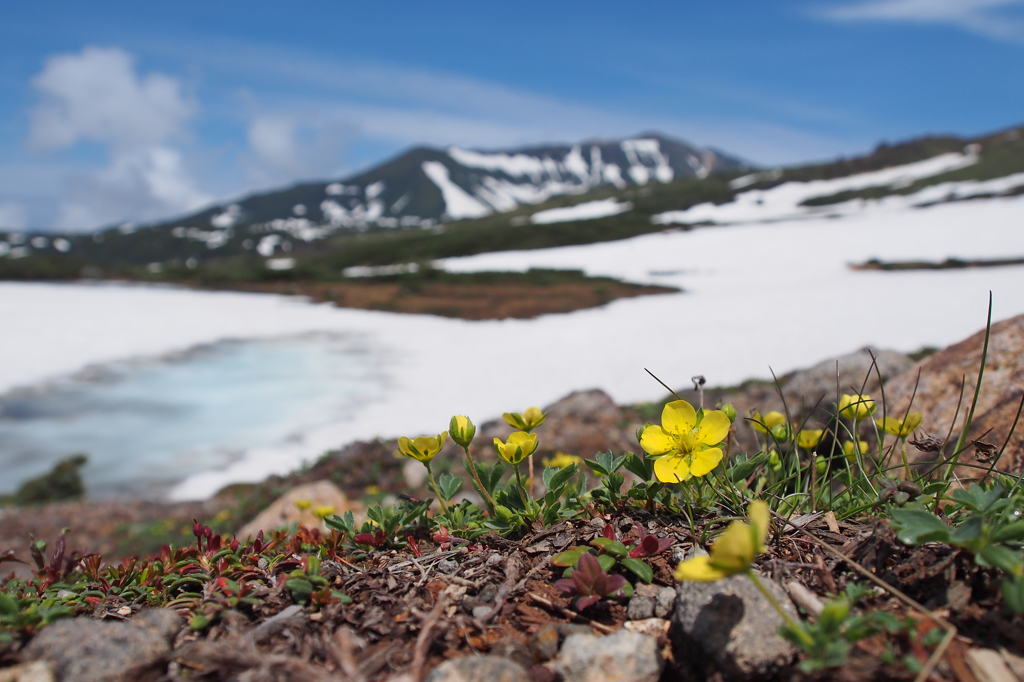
425,463 -> 450,517
513,463 -> 532,516
462,445 -> 497,515
746,570 -> 814,648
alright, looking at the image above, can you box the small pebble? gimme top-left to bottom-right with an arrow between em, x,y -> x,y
436,559 -> 459,574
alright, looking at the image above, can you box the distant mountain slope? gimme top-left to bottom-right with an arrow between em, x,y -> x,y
150,133 -> 743,233
1,123 -> 1021,281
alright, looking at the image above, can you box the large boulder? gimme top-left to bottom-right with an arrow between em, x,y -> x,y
236,480 -> 363,540
21,609 -> 181,682
673,573 -> 797,680
883,314 -> 1024,474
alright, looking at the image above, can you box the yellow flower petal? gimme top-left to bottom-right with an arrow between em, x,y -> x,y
674,555 -> 727,582
697,411 -> 731,446
764,411 -> 787,428
797,429 -> 824,450
640,426 -> 675,456
661,400 -> 697,435
708,520 -> 756,573
748,500 -> 770,552
654,454 -> 691,483
688,447 -> 723,477
905,412 -> 922,432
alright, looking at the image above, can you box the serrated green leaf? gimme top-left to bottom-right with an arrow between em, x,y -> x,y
584,459 -> 609,476
620,557 -> 653,583
622,452 -> 653,481
549,464 -> 579,491
889,509 -> 952,546
437,472 -> 463,501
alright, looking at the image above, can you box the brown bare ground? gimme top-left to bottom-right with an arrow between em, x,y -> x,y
221,279 -> 676,320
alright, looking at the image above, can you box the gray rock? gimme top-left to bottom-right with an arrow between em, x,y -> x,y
22,609 -> 182,682
436,559 -> 459,574
551,630 -> 663,682
425,655 -> 530,682
627,594 -> 654,620
673,573 -> 797,680
783,347 -> 912,400
655,587 -> 677,618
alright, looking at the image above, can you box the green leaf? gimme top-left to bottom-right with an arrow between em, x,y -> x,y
950,515 -> 985,548
597,555 -> 616,572
889,509 -> 952,546
436,472 -> 463,501
977,545 -> 1024,576
621,557 -> 653,583
992,520 -> 1024,544
728,460 -> 758,483
622,452 -> 653,481
494,505 -> 516,524
1002,575 -> 1024,614
552,547 -> 589,567
584,459 -> 609,477
324,510 -> 355,534
0,592 -> 17,617
549,464 -> 579,491
189,614 -> 210,630
590,538 -> 629,557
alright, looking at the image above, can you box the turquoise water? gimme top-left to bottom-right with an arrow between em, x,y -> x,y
0,333 -> 388,499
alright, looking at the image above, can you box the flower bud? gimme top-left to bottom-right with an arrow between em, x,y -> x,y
770,423 -> 791,442
768,450 -> 781,471
449,415 -> 476,447
721,403 -> 737,423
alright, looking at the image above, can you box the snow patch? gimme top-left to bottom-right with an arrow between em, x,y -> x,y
421,161 -> 492,219
654,151 -> 981,226
530,199 -> 633,225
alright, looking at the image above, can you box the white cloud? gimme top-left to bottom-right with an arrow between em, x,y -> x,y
0,203 -> 28,231
248,116 -> 297,170
30,46 -> 195,151
818,0 -> 1024,40
25,46 -> 210,231
54,146 -> 210,231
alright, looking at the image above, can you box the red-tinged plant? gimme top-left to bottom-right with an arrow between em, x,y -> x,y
407,536 -> 422,558
354,529 -> 387,548
628,523 -> 673,559
553,552 -> 629,610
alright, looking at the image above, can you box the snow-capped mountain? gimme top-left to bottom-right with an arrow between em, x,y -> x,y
153,134 -> 745,238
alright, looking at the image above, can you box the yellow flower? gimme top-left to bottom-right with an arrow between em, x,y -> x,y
675,501 -> 770,581
797,429 -> 824,450
365,485 -> 381,495
751,411 -> 786,434
294,499 -> 313,511
313,505 -> 335,519
542,451 -> 581,468
503,407 -> 546,432
493,431 -> 538,465
449,415 -> 476,448
396,432 -> 449,462
640,400 -> 730,483
842,440 -> 869,461
876,413 -> 922,438
839,394 -> 876,420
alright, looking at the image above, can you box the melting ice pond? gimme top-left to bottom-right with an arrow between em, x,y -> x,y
0,333 -> 390,499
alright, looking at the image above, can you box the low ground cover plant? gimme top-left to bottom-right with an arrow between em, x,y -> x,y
2,304 -> 1022,680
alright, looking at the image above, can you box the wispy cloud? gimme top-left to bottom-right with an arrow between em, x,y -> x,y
817,0 -> 1024,41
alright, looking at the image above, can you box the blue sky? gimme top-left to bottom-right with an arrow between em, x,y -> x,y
1,0 -> 1022,232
